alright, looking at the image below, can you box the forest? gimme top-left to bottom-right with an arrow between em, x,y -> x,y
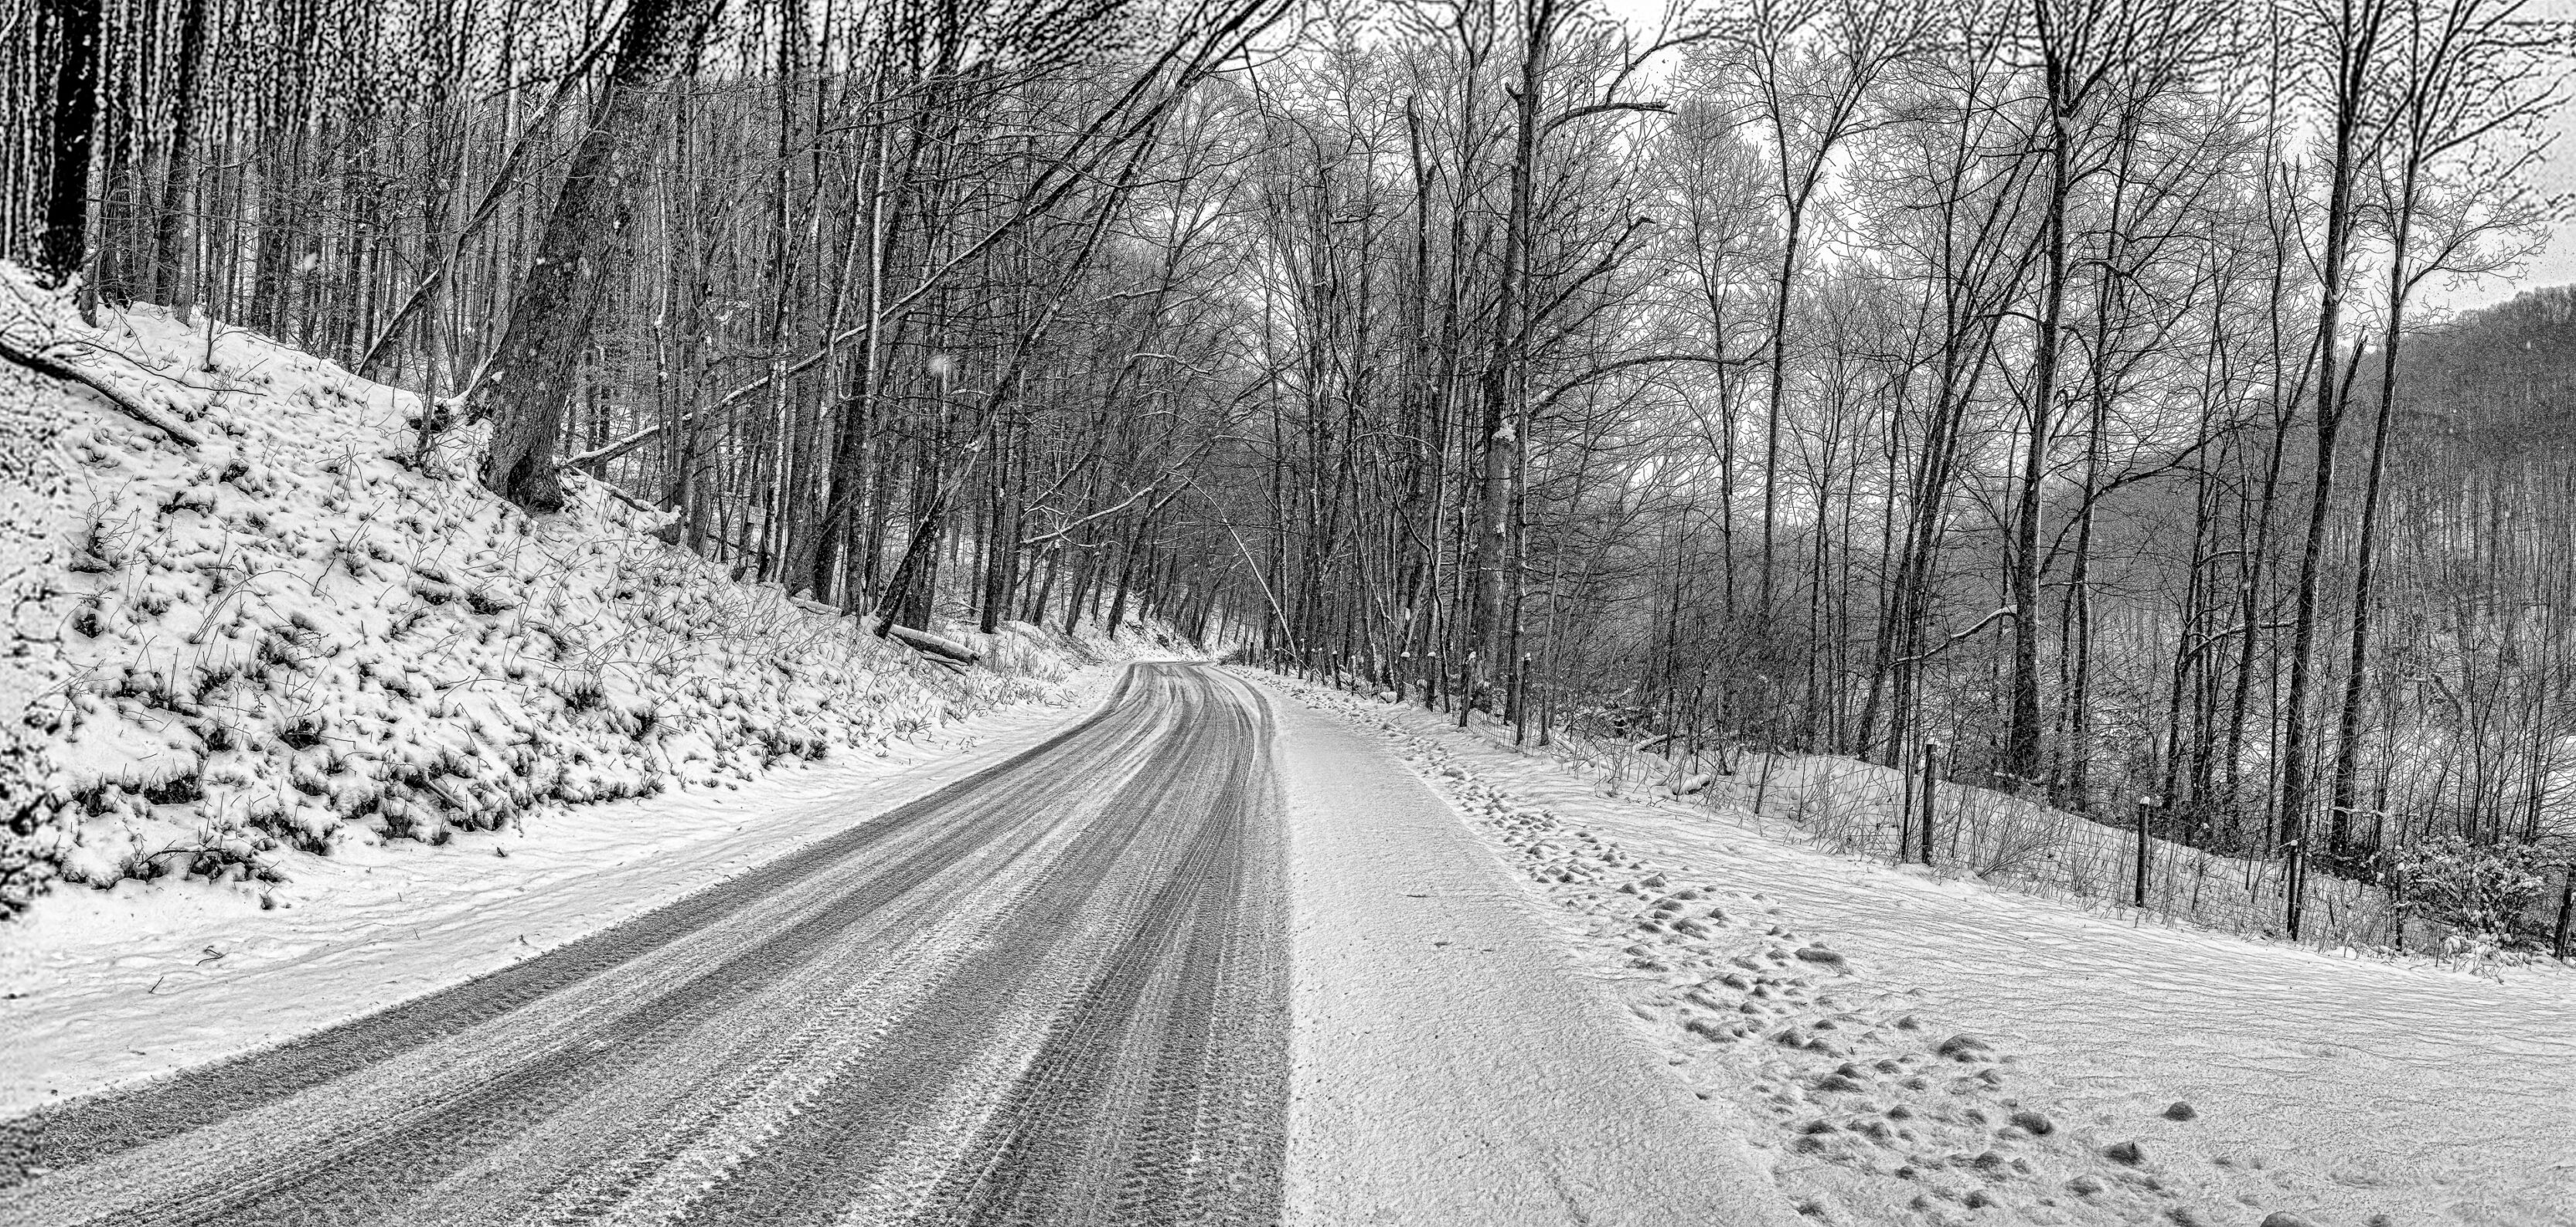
5,0 -> 2572,950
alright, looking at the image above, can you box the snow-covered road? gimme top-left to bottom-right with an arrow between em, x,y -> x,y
0,662 -> 1799,1225
1277,679 -> 1795,1225
2,664 -> 1288,1223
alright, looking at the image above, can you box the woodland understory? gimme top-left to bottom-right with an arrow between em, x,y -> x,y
3,0 -> 2572,953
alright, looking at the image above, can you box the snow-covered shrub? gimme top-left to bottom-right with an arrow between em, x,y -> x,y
1949,788 -> 2070,882
2387,835 -> 2554,947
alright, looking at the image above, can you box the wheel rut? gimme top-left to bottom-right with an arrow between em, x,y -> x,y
0,664 -> 1290,1227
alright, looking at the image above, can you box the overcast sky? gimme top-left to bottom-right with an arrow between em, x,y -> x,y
2459,0 -> 2576,311
1594,0 -> 2575,314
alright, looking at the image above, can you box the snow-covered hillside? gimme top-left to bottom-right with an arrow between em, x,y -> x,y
0,270 -> 1172,919
1,276 -> 83,919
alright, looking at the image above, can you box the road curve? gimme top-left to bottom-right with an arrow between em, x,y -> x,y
0,662 -> 1290,1227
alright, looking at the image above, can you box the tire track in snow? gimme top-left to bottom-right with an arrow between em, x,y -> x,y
0,663 -> 1288,1227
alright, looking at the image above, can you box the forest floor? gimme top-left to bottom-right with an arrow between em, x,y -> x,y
1254,671 -> 2576,1227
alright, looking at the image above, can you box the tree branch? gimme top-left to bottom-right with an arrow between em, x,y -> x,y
0,335 -> 205,448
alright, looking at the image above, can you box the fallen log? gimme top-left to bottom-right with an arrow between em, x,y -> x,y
876,621 -> 981,667
0,334 -> 205,449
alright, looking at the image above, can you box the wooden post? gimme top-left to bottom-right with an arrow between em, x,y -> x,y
2133,795 -> 2159,909
1897,736 -> 1917,864
1538,679 -> 1553,749
1918,740 -> 1938,868
1513,653 -> 1531,746
2554,863 -> 2573,962
2285,814 -> 2305,940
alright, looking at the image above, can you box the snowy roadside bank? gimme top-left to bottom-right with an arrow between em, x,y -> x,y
1252,670 -> 2576,1227
0,668 -> 1118,1119
1,274 -> 1175,919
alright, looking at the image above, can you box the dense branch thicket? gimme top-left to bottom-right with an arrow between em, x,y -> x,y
5,0 -> 2571,950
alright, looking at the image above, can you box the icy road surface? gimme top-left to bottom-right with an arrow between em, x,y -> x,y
0,662 -> 1795,1225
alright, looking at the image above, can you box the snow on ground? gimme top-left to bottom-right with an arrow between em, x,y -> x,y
1270,678 -> 1799,1225
1257,672 -> 2576,1227
1,278 -> 1185,916
3,271 -> 89,916
1608,746 -> 2410,957
0,667 -> 1117,1118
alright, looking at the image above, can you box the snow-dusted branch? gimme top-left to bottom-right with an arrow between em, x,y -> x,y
0,332 -> 206,449
1895,607 -> 2016,667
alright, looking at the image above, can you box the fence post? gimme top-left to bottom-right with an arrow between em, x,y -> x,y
1513,654 -> 1531,746
2133,795 -> 2159,910
2554,863 -> 2573,962
1897,737 -> 1917,864
1918,740 -> 1938,868
2285,815 -> 2306,940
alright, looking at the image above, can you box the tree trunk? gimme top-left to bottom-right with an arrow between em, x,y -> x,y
2329,188 -> 2421,867
2275,23 -> 2379,936
151,0 -> 209,308
1471,0 -> 1550,710
473,0 -> 716,512
32,0 -> 104,287
2006,44 -> 2074,794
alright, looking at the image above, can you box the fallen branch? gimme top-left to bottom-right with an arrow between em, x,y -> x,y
0,333 -> 206,448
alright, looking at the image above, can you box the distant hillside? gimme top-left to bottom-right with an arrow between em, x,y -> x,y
2393,285 -> 2576,456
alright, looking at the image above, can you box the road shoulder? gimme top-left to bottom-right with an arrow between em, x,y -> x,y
1265,674 -> 1799,1226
